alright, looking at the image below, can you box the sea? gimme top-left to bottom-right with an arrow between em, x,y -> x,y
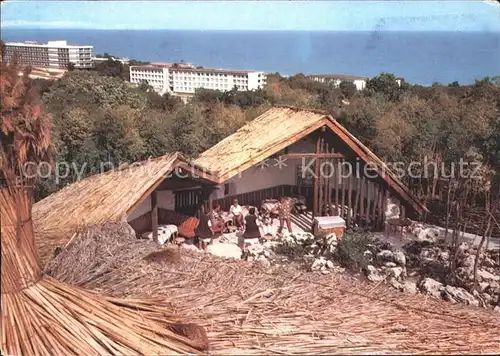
2,29 -> 499,85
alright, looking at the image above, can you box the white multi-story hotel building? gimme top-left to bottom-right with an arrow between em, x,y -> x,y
129,62 -> 267,95
308,74 -> 369,91
3,40 -> 93,69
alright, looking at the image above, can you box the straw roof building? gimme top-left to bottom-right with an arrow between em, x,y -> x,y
34,152 -> 218,262
195,106 -> 426,223
34,106 -> 427,261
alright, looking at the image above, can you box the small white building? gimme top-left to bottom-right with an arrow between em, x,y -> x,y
308,74 -> 369,91
4,40 -> 93,69
92,56 -> 129,64
129,62 -> 267,95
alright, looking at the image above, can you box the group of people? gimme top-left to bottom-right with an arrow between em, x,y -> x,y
195,197 -> 294,249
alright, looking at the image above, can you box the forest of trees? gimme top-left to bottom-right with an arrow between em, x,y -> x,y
1,41 -> 499,202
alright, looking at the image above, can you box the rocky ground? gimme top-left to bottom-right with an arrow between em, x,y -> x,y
199,225 -> 500,312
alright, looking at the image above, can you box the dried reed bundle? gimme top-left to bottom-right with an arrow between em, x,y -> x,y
1,187 -> 208,355
143,248 -> 183,265
47,225 -> 500,354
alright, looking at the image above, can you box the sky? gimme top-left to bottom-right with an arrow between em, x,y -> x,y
1,0 -> 499,32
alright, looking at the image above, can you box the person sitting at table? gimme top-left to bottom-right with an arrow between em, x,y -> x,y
195,204 -> 213,249
209,204 -> 225,234
243,207 -> 261,239
230,199 -> 244,230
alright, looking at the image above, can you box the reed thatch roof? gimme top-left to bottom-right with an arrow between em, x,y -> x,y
1,187 -> 207,355
46,227 -> 500,354
195,106 -> 427,215
34,152 -> 217,262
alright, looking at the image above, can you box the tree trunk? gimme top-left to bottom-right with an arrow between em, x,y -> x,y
473,216 -> 492,285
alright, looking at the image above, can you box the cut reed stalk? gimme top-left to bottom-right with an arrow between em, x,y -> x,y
1,187 -> 208,355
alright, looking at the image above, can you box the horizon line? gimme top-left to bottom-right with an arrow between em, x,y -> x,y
2,27 -> 499,33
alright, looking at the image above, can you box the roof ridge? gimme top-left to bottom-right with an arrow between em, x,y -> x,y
274,105 -> 335,120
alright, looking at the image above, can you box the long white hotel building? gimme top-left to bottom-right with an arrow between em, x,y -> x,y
129,62 -> 266,94
3,41 -> 93,69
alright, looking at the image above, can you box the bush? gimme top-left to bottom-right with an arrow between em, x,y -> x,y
335,230 -> 372,271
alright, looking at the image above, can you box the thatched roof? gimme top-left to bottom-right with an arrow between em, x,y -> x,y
2,187 -> 207,355
34,152 -> 217,262
46,227 -> 500,354
195,106 -> 427,215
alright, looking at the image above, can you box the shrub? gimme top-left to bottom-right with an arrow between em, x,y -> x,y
335,230 -> 372,271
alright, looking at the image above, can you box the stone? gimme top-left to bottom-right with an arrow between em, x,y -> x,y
365,265 -> 384,283
481,292 -> 493,305
460,254 -> 475,268
181,244 -> 202,253
416,227 -> 441,242
384,262 -> 397,268
263,249 -> 273,258
247,243 -> 265,256
456,242 -> 470,259
442,285 -> 479,307
363,250 -> 374,262
291,232 -> 315,242
419,278 -> 444,299
389,277 -> 403,290
206,243 -> 242,260
479,282 -> 490,293
262,241 -> 279,249
377,250 -> 394,262
312,257 -> 327,271
393,251 -> 407,266
326,233 -> 338,244
387,267 -> 405,281
494,306 -> 500,313
402,281 -> 418,294
326,260 -> 335,269
438,250 -> 450,262
482,257 -> 497,268
321,269 -> 331,275
455,267 -> 473,281
477,269 -> 500,283
258,256 -> 271,268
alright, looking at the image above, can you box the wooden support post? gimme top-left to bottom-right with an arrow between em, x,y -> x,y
151,190 -> 158,242
319,138 -> 325,216
360,176 -> 366,226
383,189 -> 390,228
378,185 -> 384,229
208,187 -> 214,212
341,160 -> 346,219
371,182 -> 378,227
319,164 -> 324,216
353,175 -> 360,225
366,181 -> 372,225
334,159 -> 339,216
313,132 -> 321,217
347,174 -> 353,228
320,140 -> 332,215
328,158 -> 333,216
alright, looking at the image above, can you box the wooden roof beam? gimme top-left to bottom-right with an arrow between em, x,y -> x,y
279,152 -> 345,159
